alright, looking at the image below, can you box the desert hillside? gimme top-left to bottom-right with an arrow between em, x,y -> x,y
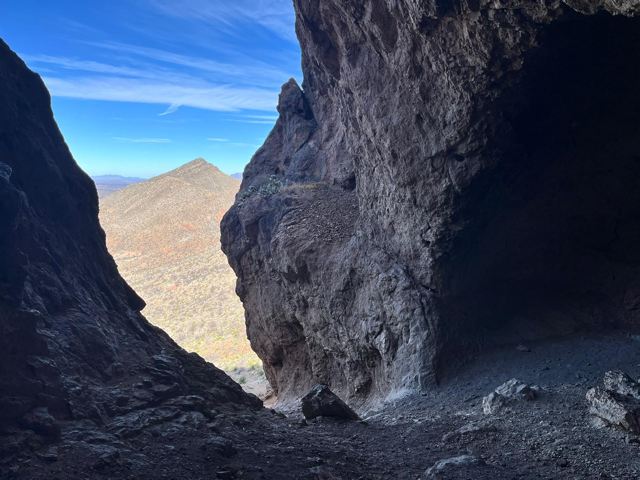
99,158 -> 259,372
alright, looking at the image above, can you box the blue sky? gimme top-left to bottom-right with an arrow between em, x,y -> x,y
1,0 -> 301,178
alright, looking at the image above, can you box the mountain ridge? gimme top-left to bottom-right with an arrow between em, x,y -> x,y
99,158 -> 258,372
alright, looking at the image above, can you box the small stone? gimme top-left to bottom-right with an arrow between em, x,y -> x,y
516,344 -> 531,352
93,446 -> 120,469
206,436 -> 237,458
21,407 -> 61,438
37,446 -> 58,462
425,455 -> 485,477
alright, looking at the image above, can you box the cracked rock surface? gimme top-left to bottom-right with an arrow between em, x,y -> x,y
222,0 -> 640,409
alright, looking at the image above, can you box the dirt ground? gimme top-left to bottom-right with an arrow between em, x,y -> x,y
11,331 -> 640,479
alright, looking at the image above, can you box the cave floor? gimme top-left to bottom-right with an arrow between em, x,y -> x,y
13,332 -> 640,479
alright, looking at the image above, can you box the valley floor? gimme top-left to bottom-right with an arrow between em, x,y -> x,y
13,332 -> 640,479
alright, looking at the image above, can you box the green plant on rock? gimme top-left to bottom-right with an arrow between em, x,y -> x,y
238,175 -> 283,207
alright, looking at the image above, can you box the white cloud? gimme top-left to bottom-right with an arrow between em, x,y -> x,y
242,115 -> 279,120
27,44 -> 289,114
158,103 -> 181,116
112,137 -> 171,143
231,119 -> 278,124
87,41 -> 291,88
148,0 -> 297,42
42,76 -> 279,113
231,142 -> 261,148
22,54 -> 168,80
207,138 -> 229,142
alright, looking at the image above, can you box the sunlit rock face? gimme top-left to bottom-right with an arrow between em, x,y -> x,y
0,39 -> 258,463
222,0 -> 640,409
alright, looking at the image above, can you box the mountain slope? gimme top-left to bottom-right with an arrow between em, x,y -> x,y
100,158 -> 258,371
92,174 -> 145,197
0,39 -> 258,469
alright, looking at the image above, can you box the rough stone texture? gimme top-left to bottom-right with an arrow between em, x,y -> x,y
222,0 -> 640,407
603,370 -> 640,401
483,378 -> 537,414
0,39 -> 259,467
300,385 -> 360,420
587,387 -> 640,433
587,371 -> 640,433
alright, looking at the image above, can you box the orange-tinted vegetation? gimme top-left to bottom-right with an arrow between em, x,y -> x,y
99,158 -> 260,371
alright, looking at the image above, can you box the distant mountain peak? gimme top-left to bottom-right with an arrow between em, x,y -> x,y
98,155 -> 255,373
161,158 -> 237,184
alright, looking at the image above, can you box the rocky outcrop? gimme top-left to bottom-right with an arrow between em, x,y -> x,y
0,39 -> 259,468
222,1 -> 640,408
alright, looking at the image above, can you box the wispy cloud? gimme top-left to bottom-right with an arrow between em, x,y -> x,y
113,137 -> 171,143
228,114 -> 280,125
208,138 -> 229,142
242,115 -> 279,120
231,119 -> 277,124
231,142 -> 261,148
148,0 -> 297,42
159,103 -> 181,116
87,41 -> 292,88
42,75 -> 279,113
22,53 -> 201,84
57,17 -> 104,36
27,43 -> 288,115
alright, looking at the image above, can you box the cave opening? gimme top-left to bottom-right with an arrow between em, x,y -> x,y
441,11 -> 640,360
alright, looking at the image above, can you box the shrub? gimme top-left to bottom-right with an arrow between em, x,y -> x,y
238,175 -> 283,207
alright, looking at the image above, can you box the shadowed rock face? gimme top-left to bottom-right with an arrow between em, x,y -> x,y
0,39 -> 259,463
222,1 -> 640,408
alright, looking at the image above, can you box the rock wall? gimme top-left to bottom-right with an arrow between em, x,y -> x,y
222,0 -> 640,408
0,39 -> 259,465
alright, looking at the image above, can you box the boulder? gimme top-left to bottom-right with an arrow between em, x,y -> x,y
587,371 -> 640,433
483,379 -> 537,414
301,385 -> 359,421
587,387 -> 640,433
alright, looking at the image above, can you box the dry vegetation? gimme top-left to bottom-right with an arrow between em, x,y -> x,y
99,159 -> 261,372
